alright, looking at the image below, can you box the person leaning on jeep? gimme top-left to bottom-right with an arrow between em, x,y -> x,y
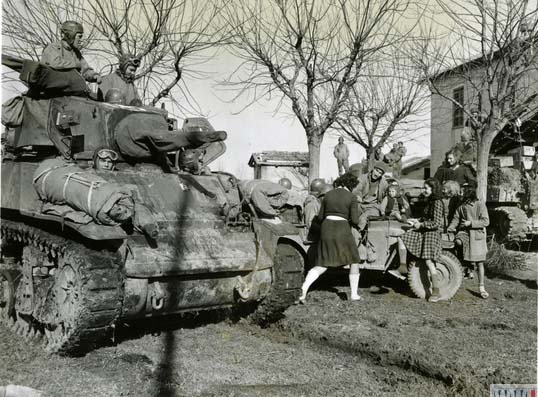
41,21 -> 101,84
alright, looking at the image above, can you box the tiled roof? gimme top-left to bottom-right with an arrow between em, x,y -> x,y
402,155 -> 430,172
248,151 -> 309,167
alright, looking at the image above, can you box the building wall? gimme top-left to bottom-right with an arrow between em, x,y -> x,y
256,165 -> 309,189
431,64 -> 538,172
403,166 -> 430,180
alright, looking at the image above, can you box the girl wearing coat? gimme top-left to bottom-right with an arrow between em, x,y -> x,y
398,178 -> 444,302
299,173 -> 362,303
448,181 -> 489,298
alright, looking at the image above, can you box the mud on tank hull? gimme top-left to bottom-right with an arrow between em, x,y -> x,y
0,162 -> 305,354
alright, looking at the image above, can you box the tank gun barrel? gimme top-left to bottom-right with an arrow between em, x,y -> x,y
1,54 -> 25,73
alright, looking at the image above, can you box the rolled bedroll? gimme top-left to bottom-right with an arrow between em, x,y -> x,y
33,158 -> 134,226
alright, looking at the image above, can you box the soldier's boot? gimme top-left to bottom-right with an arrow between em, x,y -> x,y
428,272 -> 442,303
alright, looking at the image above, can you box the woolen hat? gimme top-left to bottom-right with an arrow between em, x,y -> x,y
373,160 -> 387,174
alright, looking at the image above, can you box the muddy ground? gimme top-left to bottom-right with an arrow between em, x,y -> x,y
0,253 -> 536,397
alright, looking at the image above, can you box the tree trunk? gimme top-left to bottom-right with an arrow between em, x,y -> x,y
307,140 -> 321,183
476,131 -> 497,202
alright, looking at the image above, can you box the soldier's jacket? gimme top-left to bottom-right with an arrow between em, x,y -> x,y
41,40 -> 99,82
99,71 -> 140,105
333,143 -> 349,159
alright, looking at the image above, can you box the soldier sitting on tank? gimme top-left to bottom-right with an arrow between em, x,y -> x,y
239,179 -> 289,219
434,149 -> 475,186
41,21 -> 101,85
92,147 -> 118,171
99,54 -> 141,106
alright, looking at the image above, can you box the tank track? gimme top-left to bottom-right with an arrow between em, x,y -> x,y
491,206 -> 528,242
249,243 -> 304,326
0,219 -> 124,355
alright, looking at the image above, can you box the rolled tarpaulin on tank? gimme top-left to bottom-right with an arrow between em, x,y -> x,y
33,158 -> 134,226
113,112 -> 227,159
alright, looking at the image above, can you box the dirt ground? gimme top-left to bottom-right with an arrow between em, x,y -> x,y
0,252 -> 536,397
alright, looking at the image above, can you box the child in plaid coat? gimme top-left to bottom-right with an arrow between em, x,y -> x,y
399,178 -> 444,302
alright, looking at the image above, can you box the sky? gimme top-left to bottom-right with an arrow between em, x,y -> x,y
158,50 -> 431,180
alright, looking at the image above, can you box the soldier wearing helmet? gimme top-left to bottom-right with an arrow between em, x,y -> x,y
278,177 -> 292,190
99,54 -> 141,106
303,178 -> 331,243
41,21 -> 101,84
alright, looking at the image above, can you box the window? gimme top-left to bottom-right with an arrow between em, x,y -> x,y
452,87 -> 464,129
424,167 -> 430,179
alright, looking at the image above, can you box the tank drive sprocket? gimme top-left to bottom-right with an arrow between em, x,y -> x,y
491,206 -> 528,242
249,243 -> 304,326
0,220 -> 124,354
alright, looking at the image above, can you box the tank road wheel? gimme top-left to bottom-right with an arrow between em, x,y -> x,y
250,243 -> 304,326
44,247 -> 124,355
407,251 -> 463,301
491,207 -> 528,243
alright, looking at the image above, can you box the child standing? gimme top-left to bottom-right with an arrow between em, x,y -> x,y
447,181 -> 489,298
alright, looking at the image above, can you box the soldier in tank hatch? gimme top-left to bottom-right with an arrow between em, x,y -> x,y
41,21 -> 101,84
99,54 -> 141,106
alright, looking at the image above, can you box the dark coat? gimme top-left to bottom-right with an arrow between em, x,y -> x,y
434,164 -> 475,186
316,188 -> 360,267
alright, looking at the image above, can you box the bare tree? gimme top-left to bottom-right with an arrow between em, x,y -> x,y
222,0 -> 414,181
2,0 -> 226,112
334,46 -> 429,171
415,0 -> 538,201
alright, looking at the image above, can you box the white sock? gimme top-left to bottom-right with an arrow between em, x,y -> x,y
349,273 -> 360,299
301,266 -> 326,298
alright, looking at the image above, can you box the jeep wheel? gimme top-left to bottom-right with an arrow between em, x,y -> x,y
250,243 -> 304,326
407,251 -> 463,300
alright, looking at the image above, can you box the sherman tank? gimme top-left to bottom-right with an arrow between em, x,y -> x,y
0,60 -> 305,355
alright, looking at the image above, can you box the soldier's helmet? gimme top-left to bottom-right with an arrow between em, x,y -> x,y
105,88 -> 126,105
60,21 -> 83,43
278,178 -> 292,190
309,178 -> 325,195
